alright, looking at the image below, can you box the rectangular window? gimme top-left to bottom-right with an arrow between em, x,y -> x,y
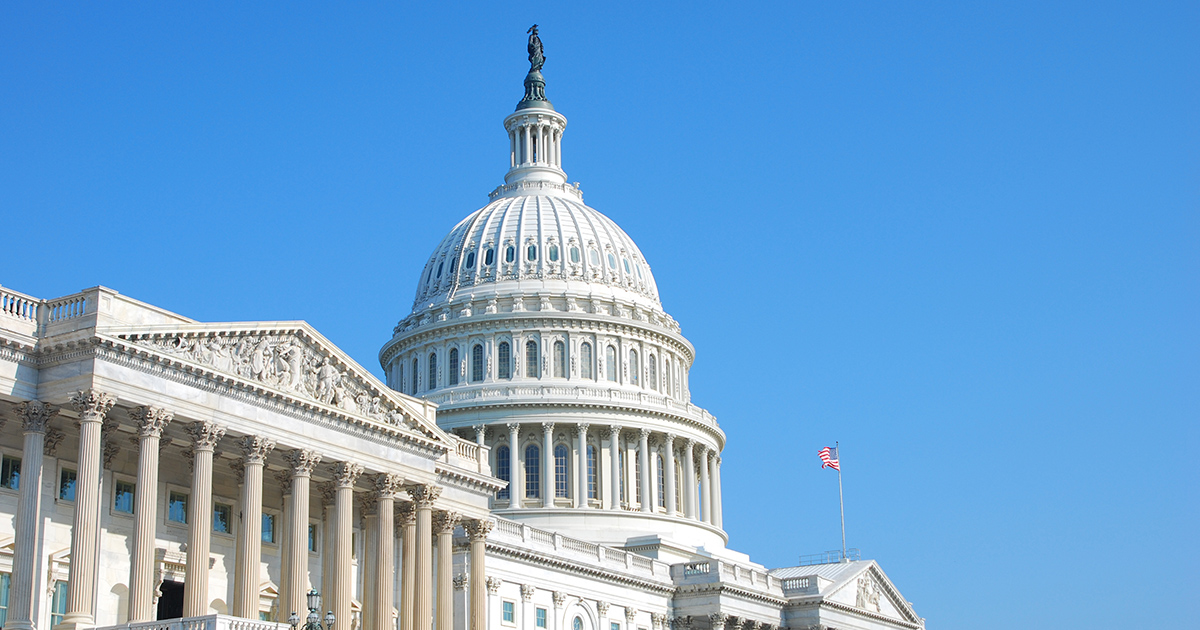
262,513 -> 277,544
502,601 -> 515,624
168,491 -> 189,524
50,581 -> 68,627
612,624 -> 621,630
0,572 -> 10,628
0,456 -> 20,490
113,480 -> 136,514
309,523 -> 319,552
498,343 -> 512,380
536,608 -> 547,628
210,503 -> 231,534
59,468 -> 77,501
259,612 -> 272,622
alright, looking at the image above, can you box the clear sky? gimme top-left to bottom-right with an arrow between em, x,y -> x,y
2,2 -> 1196,628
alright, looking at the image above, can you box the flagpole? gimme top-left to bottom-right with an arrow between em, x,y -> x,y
837,441 -> 847,561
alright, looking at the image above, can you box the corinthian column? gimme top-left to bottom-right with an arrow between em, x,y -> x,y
285,450 -> 321,620
434,511 -> 461,630
184,421 -> 226,617
359,495 -> 379,630
607,426 -> 620,510
506,423 -> 521,508
711,454 -> 723,528
234,436 -> 276,618
463,519 -> 493,630
128,406 -> 173,621
398,502 -> 417,630
698,446 -> 711,524
541,423 -> 554,508
663,434 -> 677,517
374,474 -> 403,630
638,429 -> 652,513
406,484 -> 442,630
575,424 -> 589,508
682,439 -> 696,520
7,401 -> 57,630
332,462 -> 364,629
58,390 -> 115,630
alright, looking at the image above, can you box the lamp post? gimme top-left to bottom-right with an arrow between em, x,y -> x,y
290,590 -> 335,630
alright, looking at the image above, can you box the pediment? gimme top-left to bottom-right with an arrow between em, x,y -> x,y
102,321 -> 445,443
824,563 -> 920,625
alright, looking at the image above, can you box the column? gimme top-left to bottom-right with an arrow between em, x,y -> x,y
398,502 -> 417,630
332,463 -> 364,628
182,420 -> 226,617
663,434 -> 677,518
682,439 -> 696,520
541,423 -> 553,508
374,475 -> 403,630
575,424 -> 589,508
473,425 -> 486,446
234,436 -> 276,618
274,468 -> 293,621
698,446 -> 712,524
434,511 -> 461,630
284,450 -> 321,621
407,485 -> 442,630
506,423 -> 521,509
522,126 -> 531,165
319,482 -> 337,614
463,520 -> 493,630
6,401 -> 57,630
607,426 -> 620,510
711,454 -> 723,529
56,391 -> 115,630
509,131 -> 516,168
638,429 -> 652,513
360,495 -> 379,630
127,406 -> 173,621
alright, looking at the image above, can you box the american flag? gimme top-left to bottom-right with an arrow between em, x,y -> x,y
819,446 -> 840,471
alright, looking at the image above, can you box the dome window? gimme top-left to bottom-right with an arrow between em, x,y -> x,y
635,264 -> 643,279
607,253 -> 617,269
623,258 -> 631,274
570,247 -> 580,263
484,248 -> 495,266
465,251 -> 476,269
505,246 -> 515,263
589,249 -> 600,265
527,245 -> 538,261
436,262 -> 444,278
449,257 -> 458,274
548,244 -> 559,262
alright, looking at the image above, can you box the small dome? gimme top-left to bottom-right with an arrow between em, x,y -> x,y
411,193 -> 662,314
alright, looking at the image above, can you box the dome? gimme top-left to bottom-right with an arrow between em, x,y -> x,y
410,191 -> 663,316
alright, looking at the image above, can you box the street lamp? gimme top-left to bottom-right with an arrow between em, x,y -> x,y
289,590 -> 335,630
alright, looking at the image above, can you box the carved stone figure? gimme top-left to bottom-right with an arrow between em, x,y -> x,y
527,25 -> 545,71
314,357 -> 341,404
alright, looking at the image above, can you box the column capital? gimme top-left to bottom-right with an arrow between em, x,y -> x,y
626,608 -> 639,624
453,574 -> 468,591
506,422 -> 521,433
638,428 -> 651,439
396,501 -> 416,526
286,449 -> 322,476
708,614 -> 726,630
358,492 -> 379,516
331,461 -> 365,488
274,469 -> 294,496
651,613 -> 666,628
239,435 -> 276,464
130,406 -> 173,438
607,424 -> 620,439
664,433 -> 676,445
597,601 -> 610,616
520,584 -> 535,602
406,483 -> 442,507
578,422 -> 590,433
228,458 -> 245,485
553,591 -> 566,608
473,424 -> 487,438
44,426 -> 66,456
374,473 -> 405,498
18,400 -> 58,433
318,481 -> 337,506
683,438 -> 695,449
486,577 -> 502,594
70,389 -> 115,421
187,421 -> 226,452
433,510 -> 462,534
463,518 -> 494,541
541,422 -> 555,433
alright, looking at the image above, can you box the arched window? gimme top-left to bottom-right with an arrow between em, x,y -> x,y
570,247 -> 580,263
505,246 -> 515,263
449,256 -> 458,274
496,446 -> 511,500
554,445 -> 569,498
448,348 -> 459,386
635,449 -> 643,504
548,244 -> 559,262
525,340 -> 539,378
606,346 -> 617,382
472,344 -> 484,382
589,249 -> 600,265
437,262 -> 443,278
484,248 -> 495,266
465,251 -> 476,269
587,445 -> 598,499
648,354 -> 657,391
665,360 -> 672,396
629,350 -> 639,386
498,342 -> 511,379
524,445 -> 540,499
657,454 -> 666,508
428,352 -> 437,390
607,253 -> 617,268
573,618 -> 583,630
580,342 -> 593,379
526,244 -> 538,261
553,341 -> 566,378
411,358 -> 418,393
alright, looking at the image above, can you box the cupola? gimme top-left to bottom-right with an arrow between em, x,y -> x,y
503,25 -> 568,186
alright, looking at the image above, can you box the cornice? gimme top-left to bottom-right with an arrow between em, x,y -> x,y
788,599 -> 921,629
674,581 -> 787,607
485,539 -> 674,595
435,463 -> 506,495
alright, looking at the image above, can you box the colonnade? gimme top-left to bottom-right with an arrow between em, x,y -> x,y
2,391 -> 494,630
476,422 -> 723,529
508,123 -> 562,169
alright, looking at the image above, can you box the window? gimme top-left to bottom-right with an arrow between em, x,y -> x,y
262,513 -> 277,544
580,342 -> 593,379
412,358 -> 419,393
450,256 -> 458,274
505,246 -> 515,263
657,455 -> 666,508
554,445 -> 569,498
309,523 -> 319,552
665,361 -> 672,396
570,247 -> 580,263
525,445 -> 540,499
59,468 -> 77,501
612,624 -> 621,630
527,245 -> 538,261
466,251 -> 476,269
428,352 -> 438,390
589,249 -> 600,265
0,456 -> 20,490
606,346 -> 617,382
607,253 -> 617,268
449,348 -> 459,386
629,350 -> 639,386
574,617 -> 583,630
623,258 -> 631,273
636,264 -> 643,279
536,608 -> 548,629
525,340 -> 539,378
472,344 -> 484,382
113,480 -> 136,514
260,612 -> 272,622
485,248 -> 495,266
548,245 -> 559,262
635,449 -> 643,504
168,491 -> 189,524
0,572 -> 10,628
436,262 -> 443,278
648,355 -> 657,391
496,446 -> 511,500
213,503 -> 233,533
502,601 -> 515,624
587,445 -> 598,499
498,342 -> 512,379
426,267 -> 434,284
50,581 -> 67,628
553,340 -> 565,378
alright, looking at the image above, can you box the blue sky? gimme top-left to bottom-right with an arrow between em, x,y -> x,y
2,2 -> 1196,628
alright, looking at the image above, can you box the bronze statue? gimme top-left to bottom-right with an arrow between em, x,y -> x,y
527,24 -> 545,71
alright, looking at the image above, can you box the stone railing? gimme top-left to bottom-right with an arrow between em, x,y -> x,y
484,516 -> 671,583
781,576 -> 814,595
443,433 -> 491,474
95,614 -> 289,630
670,558 -> 784,598
0,286 -> 39,322
0,286 -> 95,337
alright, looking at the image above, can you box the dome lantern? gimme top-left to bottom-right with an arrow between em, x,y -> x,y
503,26 -> 568,187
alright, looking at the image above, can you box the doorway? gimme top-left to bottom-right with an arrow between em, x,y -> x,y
156,581 -> 185,620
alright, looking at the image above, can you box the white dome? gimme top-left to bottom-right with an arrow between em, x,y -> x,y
410,190 -> 663,315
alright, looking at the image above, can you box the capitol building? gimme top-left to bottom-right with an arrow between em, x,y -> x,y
0,31 -> 924,630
